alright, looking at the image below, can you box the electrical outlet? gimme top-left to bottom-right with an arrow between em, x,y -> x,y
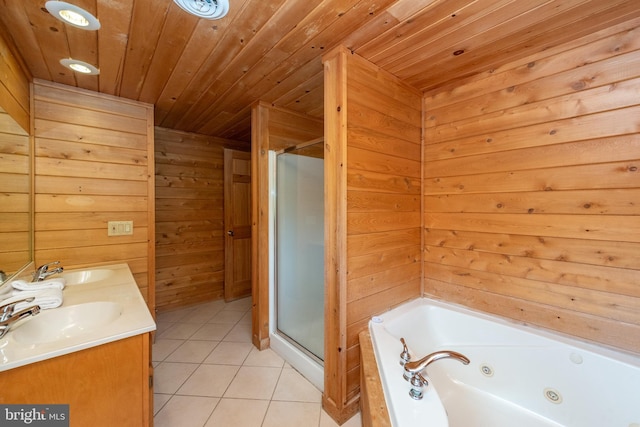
108,220 -> 133,236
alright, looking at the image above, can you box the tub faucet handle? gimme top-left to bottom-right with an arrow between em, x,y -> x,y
408,372 -> 428,400
399,337 -> 411,366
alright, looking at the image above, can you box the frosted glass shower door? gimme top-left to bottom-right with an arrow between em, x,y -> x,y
276,152 -> 324,361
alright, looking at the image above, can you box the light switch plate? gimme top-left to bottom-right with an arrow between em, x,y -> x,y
108,220 -> 133,236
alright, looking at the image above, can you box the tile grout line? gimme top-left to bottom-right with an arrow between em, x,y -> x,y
153,299 -> 260,426
153,298 -> 359,427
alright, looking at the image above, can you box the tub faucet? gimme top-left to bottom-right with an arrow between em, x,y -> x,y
32,261 -> 64,281
404,349 -> 470,375
403,350 -> 470,400
0,299 -> 41,338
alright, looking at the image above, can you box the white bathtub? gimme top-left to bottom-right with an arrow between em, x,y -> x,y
368,298 -> 640,427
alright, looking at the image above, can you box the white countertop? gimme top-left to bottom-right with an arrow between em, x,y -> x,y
0,263 -> 156,372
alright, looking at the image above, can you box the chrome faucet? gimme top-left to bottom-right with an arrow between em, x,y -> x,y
0,298 -> 41,338
404,349 -> 470,374
1,297 -> 35,322
32,261 -> 64,282
403,349 -> 470,400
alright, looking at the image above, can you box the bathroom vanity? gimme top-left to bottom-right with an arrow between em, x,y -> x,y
0,264 -> 156,427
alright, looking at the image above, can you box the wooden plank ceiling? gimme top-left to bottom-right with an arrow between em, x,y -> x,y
1,0 -> 639,143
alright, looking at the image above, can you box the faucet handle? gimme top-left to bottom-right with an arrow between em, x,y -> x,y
0,305 -> 41,338
0,297 -> 36,321
33,261 -> 62,281
399,337 -> 411,366
0,305 -> 41,326
408,372 -> 429,400
35,261 -> 60,271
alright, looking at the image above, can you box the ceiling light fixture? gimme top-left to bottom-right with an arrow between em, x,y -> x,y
45,1 -> 101,30
60,58 -> 100,75
173,0 -> 229,20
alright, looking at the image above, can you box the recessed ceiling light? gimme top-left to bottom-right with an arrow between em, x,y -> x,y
45,1 -> 100,30
173,0 -> 229,20
60,58 -> 100,75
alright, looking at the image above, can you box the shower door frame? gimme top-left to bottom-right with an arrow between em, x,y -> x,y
268,140 -> 325,391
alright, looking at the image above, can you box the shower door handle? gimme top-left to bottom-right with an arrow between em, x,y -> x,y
227,230 -> 234,237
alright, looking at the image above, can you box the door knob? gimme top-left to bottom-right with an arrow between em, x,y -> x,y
227,230 -> 234,236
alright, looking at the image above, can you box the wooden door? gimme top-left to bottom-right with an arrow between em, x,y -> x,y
224,148 -> 252,301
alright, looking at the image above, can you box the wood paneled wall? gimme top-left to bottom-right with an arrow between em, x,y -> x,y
0,24 -> 30,133
423,17 -> 640,354
155,127 -> 248,312
0,26 -> 32,277
251,101 -> 324,349
323,47 -> 422,423
0,106 -> 30,274
33,80 -> 155,309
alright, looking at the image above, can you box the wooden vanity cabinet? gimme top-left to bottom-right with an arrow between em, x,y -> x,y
0,333 -> 152,427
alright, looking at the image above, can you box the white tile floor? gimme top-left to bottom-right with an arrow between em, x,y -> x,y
153,297 -> 362,427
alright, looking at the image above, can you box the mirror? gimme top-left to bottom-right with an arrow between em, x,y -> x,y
0,105 -> 32,284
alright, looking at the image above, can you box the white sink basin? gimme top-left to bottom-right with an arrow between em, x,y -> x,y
62,269 -> 115,285
12,301 -> 123,344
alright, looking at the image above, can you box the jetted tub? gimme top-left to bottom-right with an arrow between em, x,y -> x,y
367,298 -> 640,427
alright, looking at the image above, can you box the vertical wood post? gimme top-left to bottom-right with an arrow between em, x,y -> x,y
251,101 -> 271,350
322,46 -> 354,424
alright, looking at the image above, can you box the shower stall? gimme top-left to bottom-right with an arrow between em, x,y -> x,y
269,142 -> 324,390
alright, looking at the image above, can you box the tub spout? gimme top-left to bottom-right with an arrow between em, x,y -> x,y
403,350 -> 470,379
